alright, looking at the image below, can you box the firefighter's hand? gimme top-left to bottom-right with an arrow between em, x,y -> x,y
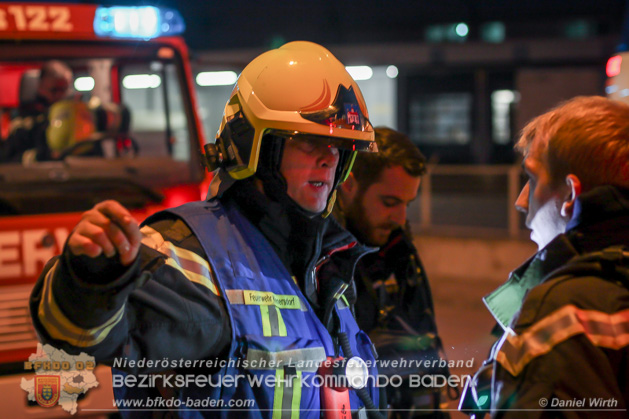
67,200 -> 142,266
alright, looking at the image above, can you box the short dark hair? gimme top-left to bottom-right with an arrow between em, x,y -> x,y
351,126 -> 426,188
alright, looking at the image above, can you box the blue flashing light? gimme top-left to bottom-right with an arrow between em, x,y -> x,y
94,6 -> 185,39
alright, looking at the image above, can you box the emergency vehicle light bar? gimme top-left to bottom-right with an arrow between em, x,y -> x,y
94,6 -> 185,39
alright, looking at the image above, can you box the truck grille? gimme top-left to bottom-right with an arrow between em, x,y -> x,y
0,285 -> 38,353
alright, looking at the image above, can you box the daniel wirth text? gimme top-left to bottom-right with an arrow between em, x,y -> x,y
549,398 -> 618,408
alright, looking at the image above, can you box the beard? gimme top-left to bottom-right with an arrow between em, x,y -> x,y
344,191 -> 397,247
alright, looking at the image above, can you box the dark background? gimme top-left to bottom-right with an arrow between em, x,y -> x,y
73,0 -> 628,51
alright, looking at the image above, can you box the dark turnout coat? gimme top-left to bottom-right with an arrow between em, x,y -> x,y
484,186 -> 629,418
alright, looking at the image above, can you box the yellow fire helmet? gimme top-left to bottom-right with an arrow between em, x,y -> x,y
46,100 -> 96,154
207,41 -> 377,186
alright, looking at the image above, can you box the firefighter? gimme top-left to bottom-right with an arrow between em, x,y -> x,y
30,41 -> 384,418
334,127 -> 450,418
460,96 -> 629,418
1,60 -> 73,162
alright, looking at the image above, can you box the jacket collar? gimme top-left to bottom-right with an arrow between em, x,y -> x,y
566,185 -> 629,232
483,235 -> 579,330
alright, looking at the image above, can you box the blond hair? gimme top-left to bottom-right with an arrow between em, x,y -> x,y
515,96 -> 629,190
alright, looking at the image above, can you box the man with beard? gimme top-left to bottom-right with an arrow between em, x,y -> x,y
30,42 -> 386,418
334,127 -> 450,418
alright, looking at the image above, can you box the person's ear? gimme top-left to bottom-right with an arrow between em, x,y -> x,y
561,174 -> 582,219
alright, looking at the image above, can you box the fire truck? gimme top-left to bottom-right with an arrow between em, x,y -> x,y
0,3 -> 209,417
606,6 -> 629,103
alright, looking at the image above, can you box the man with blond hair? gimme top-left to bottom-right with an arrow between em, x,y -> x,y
462,96 -> 629,418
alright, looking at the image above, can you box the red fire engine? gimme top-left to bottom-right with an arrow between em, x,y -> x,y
0,3 -> 209,417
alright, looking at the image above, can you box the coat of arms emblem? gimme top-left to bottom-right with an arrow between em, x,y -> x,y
35,376 -> 60,408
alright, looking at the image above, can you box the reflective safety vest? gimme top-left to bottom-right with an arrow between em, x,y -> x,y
114,199 -> 379,418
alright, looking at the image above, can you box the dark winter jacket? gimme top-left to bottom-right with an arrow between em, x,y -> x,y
484,185 -> 629,418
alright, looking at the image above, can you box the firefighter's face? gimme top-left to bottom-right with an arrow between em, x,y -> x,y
515,138 -> 571,250
280,138 -> 339,213
342,165 -> 421,246
39,74 -> 71,105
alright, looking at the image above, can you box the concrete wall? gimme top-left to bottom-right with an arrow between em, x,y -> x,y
413,234 -> 537,284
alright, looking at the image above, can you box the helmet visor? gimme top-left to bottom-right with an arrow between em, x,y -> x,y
270,130 -> 377,153
299,85 -> 372,133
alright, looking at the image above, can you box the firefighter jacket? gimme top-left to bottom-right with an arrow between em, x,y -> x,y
30,184 -> 381,418
353,229 -> 450,417
333,205 -> 449,417
484,185 -> 629,418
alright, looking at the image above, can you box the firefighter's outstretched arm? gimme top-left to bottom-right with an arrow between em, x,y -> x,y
30,199 -> 231,373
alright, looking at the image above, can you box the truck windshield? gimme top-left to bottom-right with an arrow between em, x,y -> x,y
0,40 -> 203,215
